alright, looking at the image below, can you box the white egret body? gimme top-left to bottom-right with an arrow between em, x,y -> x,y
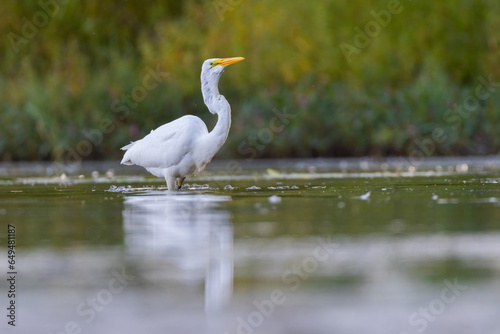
120,57 -> 244,190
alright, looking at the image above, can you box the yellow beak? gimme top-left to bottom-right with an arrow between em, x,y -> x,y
217,57 -> 245,67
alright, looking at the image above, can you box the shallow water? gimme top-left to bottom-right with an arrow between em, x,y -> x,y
0,158 -> 499,334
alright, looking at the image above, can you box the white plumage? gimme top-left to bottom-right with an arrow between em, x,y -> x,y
121,57 -> 244,190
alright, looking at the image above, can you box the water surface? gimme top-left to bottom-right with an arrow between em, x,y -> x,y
0,158 -> 499,334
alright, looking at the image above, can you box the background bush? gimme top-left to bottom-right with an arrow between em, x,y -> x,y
0,0 -> 499,161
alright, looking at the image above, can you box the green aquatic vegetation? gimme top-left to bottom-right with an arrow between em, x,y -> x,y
1,0 -> 499,161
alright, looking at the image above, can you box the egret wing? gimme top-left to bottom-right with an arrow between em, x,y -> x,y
120,115 -> 208,168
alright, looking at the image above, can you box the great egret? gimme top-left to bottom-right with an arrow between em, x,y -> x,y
120,57 -> 244,190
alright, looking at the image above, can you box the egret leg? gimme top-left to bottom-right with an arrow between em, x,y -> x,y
176,177 -> 186,190
166,176 -> 176,191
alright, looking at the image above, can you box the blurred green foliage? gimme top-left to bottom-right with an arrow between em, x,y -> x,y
0,0 -> 499,161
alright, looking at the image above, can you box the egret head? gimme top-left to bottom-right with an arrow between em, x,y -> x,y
201,57 -> 244,114
201,57 -> 245,78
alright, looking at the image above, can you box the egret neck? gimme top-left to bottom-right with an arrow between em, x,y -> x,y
201,70 -> 232,159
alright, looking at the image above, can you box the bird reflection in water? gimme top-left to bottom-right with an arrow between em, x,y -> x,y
122,191 -> 233,313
